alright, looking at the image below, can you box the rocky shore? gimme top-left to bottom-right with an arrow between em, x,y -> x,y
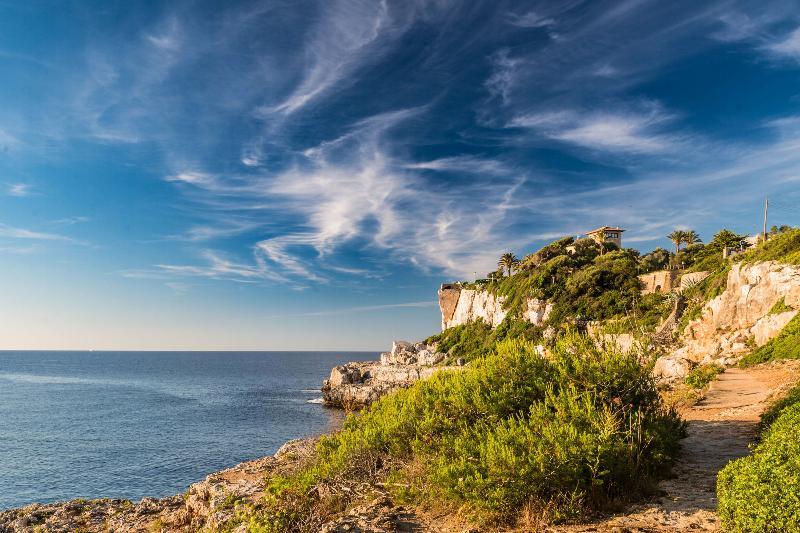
0,438 -> 317,532
321,340 -> 464,408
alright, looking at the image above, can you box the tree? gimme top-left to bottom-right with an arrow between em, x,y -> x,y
708,229 -> 749,251
667,230 -> 686,254
498,252 -> 519,277
640,247 -> 671,273
682,230 -> 702,247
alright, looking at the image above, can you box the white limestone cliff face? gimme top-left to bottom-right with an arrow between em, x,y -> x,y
438,285 -> 552,330
654,261 -> 800,381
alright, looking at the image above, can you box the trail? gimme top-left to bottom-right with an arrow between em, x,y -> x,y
554,364 -> 793,532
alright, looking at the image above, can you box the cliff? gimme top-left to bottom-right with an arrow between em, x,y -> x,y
654,261 -> 800,380
438,284 -> 551,330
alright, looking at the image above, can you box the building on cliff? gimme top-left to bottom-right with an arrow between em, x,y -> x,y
586,226 -> 625,248
566,226 -> 626,254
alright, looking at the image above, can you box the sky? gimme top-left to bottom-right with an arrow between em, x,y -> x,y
2,0 -> 800,350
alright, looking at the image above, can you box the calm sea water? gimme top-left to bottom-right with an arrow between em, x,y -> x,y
0,351 -> 374,510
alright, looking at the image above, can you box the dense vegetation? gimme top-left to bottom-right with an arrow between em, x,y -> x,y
738,314 -> 800,366
240,336 -> 684,531
717,388 -> 800,531
424,317 -> 544,364
478,237 -> 671,333
683,363 -> 724,389
741,227 -> 800,265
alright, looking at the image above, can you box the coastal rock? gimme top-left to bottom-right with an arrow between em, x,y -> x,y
323,341 -> 455,408
0,438 -> 321,533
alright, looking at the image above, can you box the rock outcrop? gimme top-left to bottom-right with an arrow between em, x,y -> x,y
654,261 -> 800,381
438,284 -> 551,330
0,438 -> 318,532
322,341 -> 461,409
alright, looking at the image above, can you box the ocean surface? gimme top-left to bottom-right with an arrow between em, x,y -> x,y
0,350 -> 375,510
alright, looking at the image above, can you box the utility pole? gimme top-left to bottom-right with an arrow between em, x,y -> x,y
763,197 -> 769,243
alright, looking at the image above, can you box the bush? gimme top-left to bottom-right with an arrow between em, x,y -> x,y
683,364 -> 724,389
739,313 -> 800,366
717,402 -> 800,532
768,297 -> 792,315
741,227 -> 800,265
243,335 -> 684,529
759,383 -> 800,430
425,318 -> 544,364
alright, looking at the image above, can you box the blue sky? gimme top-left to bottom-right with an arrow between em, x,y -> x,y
2,0 -> 800,350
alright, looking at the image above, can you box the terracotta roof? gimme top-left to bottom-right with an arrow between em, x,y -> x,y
586,226 -> 625,235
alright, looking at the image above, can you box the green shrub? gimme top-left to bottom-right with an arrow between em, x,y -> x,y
759,383 -> 800,430
768,297 -> 792,315
243,335 -> 684,529
717,402 -> 800,532
425,318 -> 544,364
741,228 -> 800,265
739,313 -> 800,366
683,364 -> 724,389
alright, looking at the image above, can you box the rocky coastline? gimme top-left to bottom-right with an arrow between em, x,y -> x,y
6,260 -> 800,531
321,340 -> 464,409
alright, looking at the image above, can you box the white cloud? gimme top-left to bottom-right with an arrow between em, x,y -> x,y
6,183 -> 31,197
510,105 -> 678,153
766,27 -> 800,60
405,156 -> 510,175
0,129 -> 19,149
268,0 -> 395,115
508,11 -> 555,29
166,171 -> 218,187
0,223 -> 79,243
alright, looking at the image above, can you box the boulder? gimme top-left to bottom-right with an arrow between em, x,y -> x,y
652,353 -> 693,382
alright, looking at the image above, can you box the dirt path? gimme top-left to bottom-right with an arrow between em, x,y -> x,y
553,363 -> 798,532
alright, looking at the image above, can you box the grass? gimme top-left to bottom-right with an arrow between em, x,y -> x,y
238,334 -> 685,531
424,318 -> 544,364
739,313 -> 800,367
683,363 -> 724,389
759,383 -> 800,430
741,228 -> 800,265
768,297 -> 792,315
717,401 -> 800,531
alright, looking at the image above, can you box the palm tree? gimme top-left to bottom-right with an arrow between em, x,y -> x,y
498,252 -> 519,277
667,230 -> 686,254
682,230 -> 701,248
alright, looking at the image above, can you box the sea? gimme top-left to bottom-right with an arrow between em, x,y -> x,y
0,350 -> 375,510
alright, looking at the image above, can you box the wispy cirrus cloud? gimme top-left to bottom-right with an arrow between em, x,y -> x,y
510,104 -> 680,153
766,27 -> 800,61
0,223 -> 82,243
5,183 -> 32,197
267,0 -> 396,115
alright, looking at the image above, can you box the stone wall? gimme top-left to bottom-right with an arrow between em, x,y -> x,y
639,270 -> 681,294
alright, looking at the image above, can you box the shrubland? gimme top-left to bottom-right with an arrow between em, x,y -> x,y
239,335 -> 684,531
717,385 -> 800,532
482,238 -> 671,334
738,313 -> 800,367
